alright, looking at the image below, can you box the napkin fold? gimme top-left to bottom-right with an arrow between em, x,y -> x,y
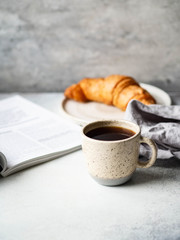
125,100 -> 180,159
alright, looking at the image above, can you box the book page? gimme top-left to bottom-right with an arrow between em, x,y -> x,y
0,96 -> 81,169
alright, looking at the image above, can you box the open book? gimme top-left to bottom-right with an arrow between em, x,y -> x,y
0,95 -> 82,177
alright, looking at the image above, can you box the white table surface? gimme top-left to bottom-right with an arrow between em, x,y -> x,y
0,93 -> 180,240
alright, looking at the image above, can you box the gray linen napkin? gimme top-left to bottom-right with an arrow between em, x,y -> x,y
125,100 -> 180,159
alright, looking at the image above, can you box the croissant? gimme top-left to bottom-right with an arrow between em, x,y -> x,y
64,75 -> 156,111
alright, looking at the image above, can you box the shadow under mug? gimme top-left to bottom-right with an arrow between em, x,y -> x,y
82,120 -> 157,186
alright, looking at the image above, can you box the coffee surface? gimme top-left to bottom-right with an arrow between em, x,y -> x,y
86,126 -> 135,141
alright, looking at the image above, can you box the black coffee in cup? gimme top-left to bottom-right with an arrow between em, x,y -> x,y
86,126 -> 135,141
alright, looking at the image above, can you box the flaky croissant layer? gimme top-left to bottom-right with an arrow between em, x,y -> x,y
64,75 -> 156,111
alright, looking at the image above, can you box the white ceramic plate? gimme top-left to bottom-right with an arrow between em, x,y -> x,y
60,83 -> 171,126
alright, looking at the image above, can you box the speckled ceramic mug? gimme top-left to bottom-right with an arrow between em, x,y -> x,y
82,120 -> 157,186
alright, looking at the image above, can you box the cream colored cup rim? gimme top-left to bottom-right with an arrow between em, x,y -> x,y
82,120 -> 140,143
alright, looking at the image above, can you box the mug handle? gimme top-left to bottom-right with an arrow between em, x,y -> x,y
137,136 -> 157,168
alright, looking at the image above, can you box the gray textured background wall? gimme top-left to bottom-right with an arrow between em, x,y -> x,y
0,0 -> 180,92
